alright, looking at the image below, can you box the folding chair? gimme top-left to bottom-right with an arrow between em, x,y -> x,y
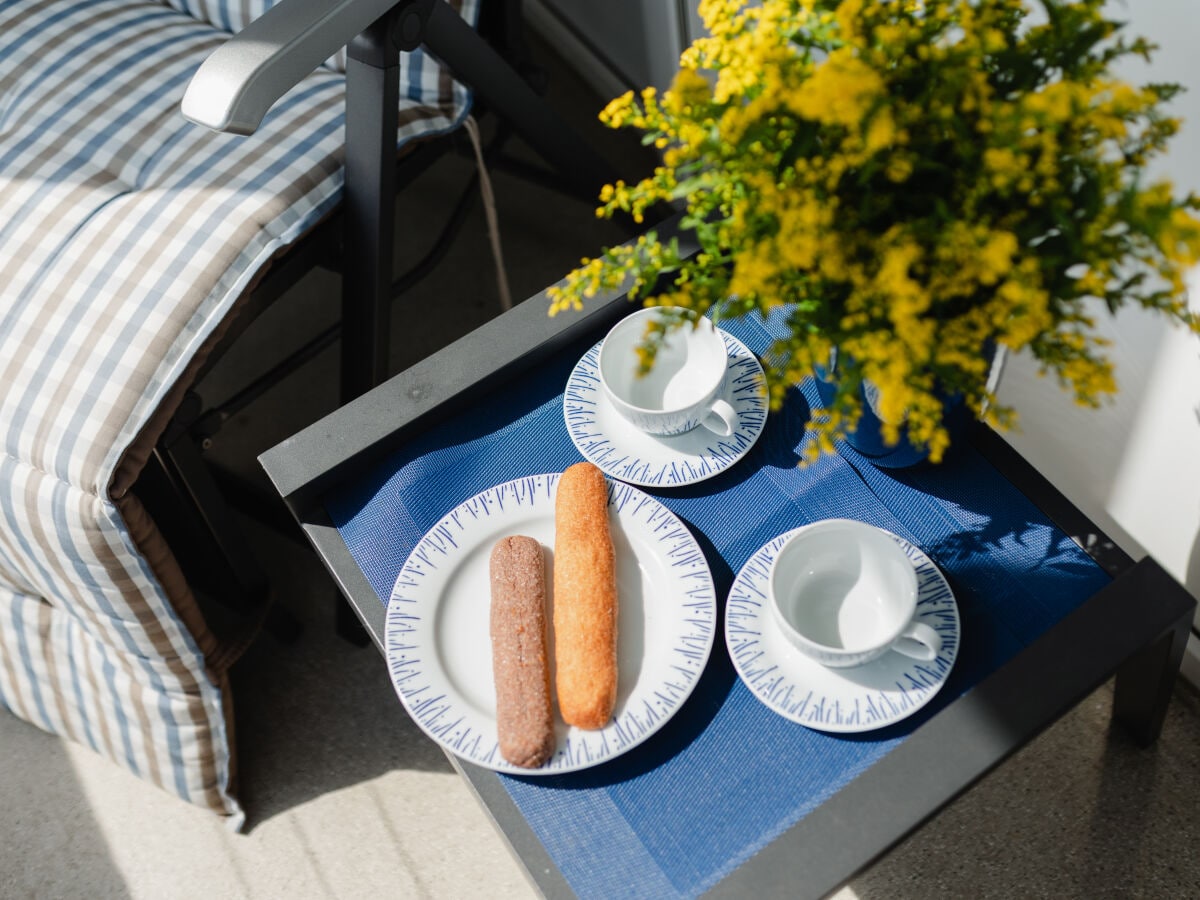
0,0 -> 621,826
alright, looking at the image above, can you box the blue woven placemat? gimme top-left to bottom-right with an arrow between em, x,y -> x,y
326,312 -> 1110,898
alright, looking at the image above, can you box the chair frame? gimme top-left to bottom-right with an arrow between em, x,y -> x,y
140,0 -> 627,641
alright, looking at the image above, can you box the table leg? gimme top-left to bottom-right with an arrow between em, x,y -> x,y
1113,605 -> 1193,746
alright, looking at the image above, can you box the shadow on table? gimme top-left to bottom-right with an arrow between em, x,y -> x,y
845,435 -> 1109,587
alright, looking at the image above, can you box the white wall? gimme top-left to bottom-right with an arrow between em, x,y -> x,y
995,1 -> 1200,682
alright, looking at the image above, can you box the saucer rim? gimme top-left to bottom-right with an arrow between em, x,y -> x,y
725,525 -> 961,734
563,329 -> 768,488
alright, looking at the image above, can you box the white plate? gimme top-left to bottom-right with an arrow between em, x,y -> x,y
725,527 -> 960,734
385,473 -> 717,775
563,329 -> 768,487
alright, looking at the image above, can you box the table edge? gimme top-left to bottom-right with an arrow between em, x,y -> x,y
703,555 -> 1195,899
258,213 -> 694,517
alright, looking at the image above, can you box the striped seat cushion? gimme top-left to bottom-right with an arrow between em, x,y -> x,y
163,0 -> 296,42
161,0 -> 452,77
0,0 -> 477,825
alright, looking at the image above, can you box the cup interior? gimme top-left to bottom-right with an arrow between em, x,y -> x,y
770,520 -> 917,653
599,309 -> 726,413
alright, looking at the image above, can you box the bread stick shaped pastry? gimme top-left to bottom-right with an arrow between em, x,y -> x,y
553,462 -> 618,730
490,535 -> 555,768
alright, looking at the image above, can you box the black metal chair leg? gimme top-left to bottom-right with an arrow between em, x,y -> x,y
160,440 -> 270,600
148,390 -> 304,644
343,12 -> 399,401
334,12 -> 402,646
141,437 -> 303,646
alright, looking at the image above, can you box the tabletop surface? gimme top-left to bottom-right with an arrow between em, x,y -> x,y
303,306 -> 1127,899
259,212 -> 1193,897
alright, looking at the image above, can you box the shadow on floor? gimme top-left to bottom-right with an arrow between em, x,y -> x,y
227,517 -> 457,831
0,709 -> 131,897
846,680 -> 1200,899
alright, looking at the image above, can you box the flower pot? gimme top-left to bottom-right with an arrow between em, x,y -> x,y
813,347 -> 1006,469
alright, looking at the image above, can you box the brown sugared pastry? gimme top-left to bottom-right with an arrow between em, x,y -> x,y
490,535 -> 555,768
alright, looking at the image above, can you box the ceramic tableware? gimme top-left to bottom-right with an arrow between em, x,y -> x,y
768,519 -> 940,669
564,328 -> 767,488
384,473 -> 717,774
598,307 -> 738,437
726,526 -> 960,733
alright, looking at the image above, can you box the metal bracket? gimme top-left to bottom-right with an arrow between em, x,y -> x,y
392,0 -> 436,52
344,0 -> 434,69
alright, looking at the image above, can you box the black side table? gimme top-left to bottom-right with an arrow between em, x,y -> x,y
260,218 -> 1195,898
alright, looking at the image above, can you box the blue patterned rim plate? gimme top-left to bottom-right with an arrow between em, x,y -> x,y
563,329 -> 768,488
725,526 -> 961,734
385,473 -> 717,775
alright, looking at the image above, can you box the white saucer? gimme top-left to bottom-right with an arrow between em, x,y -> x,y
725,527 -> 961,734
563,329 -> 768,488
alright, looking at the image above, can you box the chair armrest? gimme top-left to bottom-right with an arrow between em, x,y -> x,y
181,0 -> 405,134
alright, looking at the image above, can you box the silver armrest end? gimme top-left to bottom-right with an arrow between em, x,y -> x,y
182,38 -> 285,134
181,0 -> 396,134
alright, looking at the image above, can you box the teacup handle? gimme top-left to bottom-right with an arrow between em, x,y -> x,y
700,398 -> 738,437
890,621 -> 942,662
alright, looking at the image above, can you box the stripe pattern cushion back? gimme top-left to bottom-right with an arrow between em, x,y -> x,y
0,0 -> 477,825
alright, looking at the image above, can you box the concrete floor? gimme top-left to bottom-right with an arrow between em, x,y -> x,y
6,548 -> 1200,900
5,31 -> 1200,900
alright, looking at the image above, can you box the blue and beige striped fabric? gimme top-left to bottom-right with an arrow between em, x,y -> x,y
0,0 -> 477,825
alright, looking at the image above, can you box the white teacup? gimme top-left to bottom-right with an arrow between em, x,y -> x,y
768,519 -> 941,669
598,307 -> 738,437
